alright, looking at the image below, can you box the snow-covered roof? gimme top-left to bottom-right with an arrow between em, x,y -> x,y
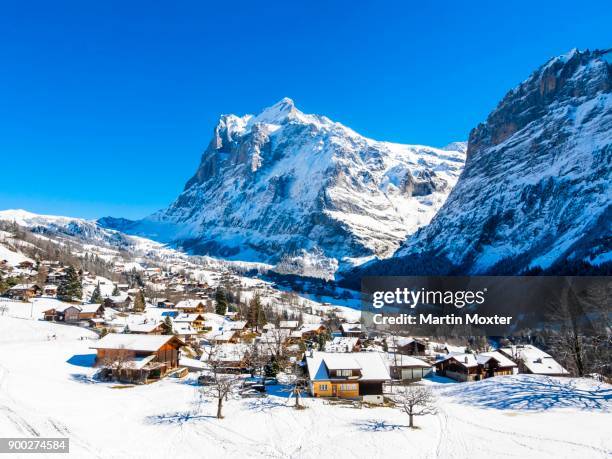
500,345 -> 568,375
201,343 -> 249,362
325,336 -> 359,353
47,303 -> 82,313
226,320 -> 247,330
9,283 -> 40,290
79,303 -> 103,314
386,353 -> 431,368
128,322 -> 162,333
437,353 -> 479,368
90,334 -> 183,352
211,330 -> 236,342
174,324 -> 196,335
106,292 -> 129,302
444,344 -> 467,353
298,323 -> 324,333
259,328 -> 291,344
279,320 -> 299,329
173,313 -> 205,323
175,299 -> 205,309
306,351 -> 390,381
478,351 -> 517,368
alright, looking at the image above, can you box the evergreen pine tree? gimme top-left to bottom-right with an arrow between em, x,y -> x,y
317,332 -> 327,351
90,282 -> 102,303
133,289 -> 146,312
215,288 -> 228,316
57,265 -> 82,302
0,273 -> 8,295
163,316 -> 174,335
246,293 -> 267,332
112,284 -> 120,296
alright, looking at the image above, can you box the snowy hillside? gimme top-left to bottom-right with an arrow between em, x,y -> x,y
0,209 -> 137,251
353,48 -> 612,277
100,98 -> 466,274
0,312 -> 610,458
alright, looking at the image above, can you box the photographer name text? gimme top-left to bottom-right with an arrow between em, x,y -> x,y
372,313 -> 513,326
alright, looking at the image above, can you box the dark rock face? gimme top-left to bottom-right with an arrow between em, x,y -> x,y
353,49 -> 612,278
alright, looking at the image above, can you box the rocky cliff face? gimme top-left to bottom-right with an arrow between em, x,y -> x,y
354,49 -> 611,278
110,98 -> 465,273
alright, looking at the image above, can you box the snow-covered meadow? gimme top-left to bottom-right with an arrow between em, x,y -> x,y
0,309 -> 610,459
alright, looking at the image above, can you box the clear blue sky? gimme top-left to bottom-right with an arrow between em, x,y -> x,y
1,0 -> 610,219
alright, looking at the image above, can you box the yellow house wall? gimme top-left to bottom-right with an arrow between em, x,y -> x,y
312,381 -> 360,398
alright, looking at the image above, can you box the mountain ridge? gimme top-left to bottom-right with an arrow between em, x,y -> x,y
345,48 -> 611,281
100,98 -> 467,275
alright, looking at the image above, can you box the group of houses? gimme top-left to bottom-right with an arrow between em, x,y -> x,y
0,242 -> 571,401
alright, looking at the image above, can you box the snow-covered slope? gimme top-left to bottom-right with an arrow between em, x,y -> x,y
0,243 -> 33,267
0,209 -> 181,261
1,312 -> 610,458
103,99 -> 465,271
353,48 -> 611,277
0,209 -> 135,249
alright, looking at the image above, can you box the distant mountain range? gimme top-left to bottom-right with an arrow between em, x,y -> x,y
99,97 -> 466,276
346,48 -> 611,281
4,48 -> 609,281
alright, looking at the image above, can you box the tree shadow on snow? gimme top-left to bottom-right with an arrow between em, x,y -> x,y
353,419 -> 406,432
69,373 -> 96,384
66,354 -> 97,367
244,397 -> 287,413
443,375 -> 612,411
145,411 -> 217,425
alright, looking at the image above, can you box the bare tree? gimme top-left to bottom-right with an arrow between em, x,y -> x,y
100,346 -> 133,381
244,342 -> 270,381
261,328 -> 289,370
285,362 -> 308,409
200,346 -> 242,419
393,385 -> 437,429
546,279 -> 611,377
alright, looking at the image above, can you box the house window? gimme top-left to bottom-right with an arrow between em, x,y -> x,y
318,383 -> 328,391
337,369 -> 352,377
339,384 -> 357,391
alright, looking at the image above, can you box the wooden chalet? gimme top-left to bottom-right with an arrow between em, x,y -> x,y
78,303 -> 105,320
173,313 -> 206,331
295,323 -> 327,341
43,285 -> 58,297
175,299 -> 207,314
43,303 -> 82,322
340,322 -> 363,338
6,283 -> 42,300
434,351 -> 516,382
396,337 -> 428,356
90,334 -> 184,383
433,353 -> 480,381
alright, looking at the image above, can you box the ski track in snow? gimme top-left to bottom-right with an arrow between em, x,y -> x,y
0,312 -> 611,458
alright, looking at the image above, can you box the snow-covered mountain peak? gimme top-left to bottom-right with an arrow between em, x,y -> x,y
251,97 -> 299,125
102,100 -> 467,275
